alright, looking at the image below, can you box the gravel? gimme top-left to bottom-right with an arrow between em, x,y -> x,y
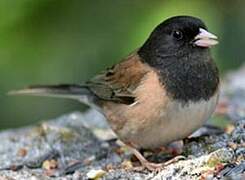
0,65 -> 245,179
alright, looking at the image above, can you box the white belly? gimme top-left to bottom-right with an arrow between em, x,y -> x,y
127,93 -> 219,149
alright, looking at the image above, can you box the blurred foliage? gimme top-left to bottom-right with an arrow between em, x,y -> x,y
0,0 -> 244,129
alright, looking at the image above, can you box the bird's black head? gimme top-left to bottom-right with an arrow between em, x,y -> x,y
139,16 -> 219,103
139,16 -> 218,64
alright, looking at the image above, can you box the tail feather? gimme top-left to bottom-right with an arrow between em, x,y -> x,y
8,84 -> 93,100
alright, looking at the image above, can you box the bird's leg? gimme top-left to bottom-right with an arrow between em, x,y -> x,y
127,146 -> 185,171
129,146 -> 163,171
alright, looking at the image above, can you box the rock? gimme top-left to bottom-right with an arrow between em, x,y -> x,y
221,64 -> 245,121
206,148 -> 234,168
0,112 -> 244,179
0,66 -> 245,179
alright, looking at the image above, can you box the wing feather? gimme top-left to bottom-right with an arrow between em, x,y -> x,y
86,52 -> 149,104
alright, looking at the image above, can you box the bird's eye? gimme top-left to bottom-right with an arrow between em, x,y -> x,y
172,30 -> 183,40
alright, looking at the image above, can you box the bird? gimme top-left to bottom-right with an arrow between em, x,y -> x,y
9,16 -> 220,171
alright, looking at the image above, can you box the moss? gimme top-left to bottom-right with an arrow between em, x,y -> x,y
58,128 -> 76,141
207,156 -> 222,168
206,148 -> 234,168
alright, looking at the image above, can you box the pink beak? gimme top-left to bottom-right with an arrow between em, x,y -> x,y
194,28 -> 218,48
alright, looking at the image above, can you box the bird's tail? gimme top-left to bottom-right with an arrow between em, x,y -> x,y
8,84 -> 94,101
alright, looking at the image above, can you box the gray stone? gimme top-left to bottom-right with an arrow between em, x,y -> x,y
1,65 -> 245,179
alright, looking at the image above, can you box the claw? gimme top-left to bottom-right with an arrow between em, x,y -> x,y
127,145 -> 185,171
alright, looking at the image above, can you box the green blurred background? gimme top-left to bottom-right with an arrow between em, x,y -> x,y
1,0 -> 244,130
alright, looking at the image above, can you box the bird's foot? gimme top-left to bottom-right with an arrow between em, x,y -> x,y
127,145 -> 185,172
141,155 -> 186,171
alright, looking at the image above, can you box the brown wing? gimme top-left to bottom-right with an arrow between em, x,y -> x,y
86,52 -> 150,104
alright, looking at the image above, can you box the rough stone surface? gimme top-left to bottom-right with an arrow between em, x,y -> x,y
0,65 -> 245,179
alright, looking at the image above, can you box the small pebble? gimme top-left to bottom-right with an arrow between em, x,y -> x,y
42,159 -> 58,170
86,169 -> 106,179
17,148 -> 28,157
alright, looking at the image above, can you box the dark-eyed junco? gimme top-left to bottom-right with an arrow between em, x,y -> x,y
10,16 -> 219,170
